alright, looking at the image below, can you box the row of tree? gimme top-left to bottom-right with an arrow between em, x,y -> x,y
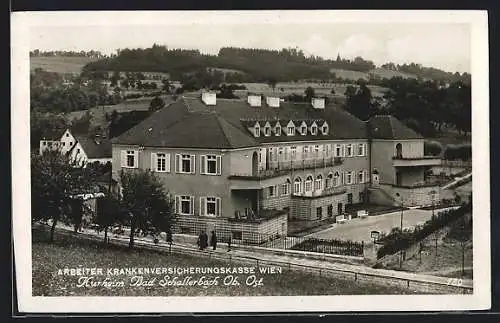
30,49 -> 105,58
32,150 -> 175,248
380,62 -> 471,84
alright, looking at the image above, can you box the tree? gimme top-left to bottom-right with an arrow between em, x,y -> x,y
267,78 -> 277,91
330,88 -> 336,95
119,169 -> 176,249
304,86 -> 315,101
95,194 -> 129,244
149,96 -> 165,112
31,150 -> 95,242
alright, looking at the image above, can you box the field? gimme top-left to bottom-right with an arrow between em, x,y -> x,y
32,229 -> 413,296
30,56 -> 98,74
330,68 -> 417,81
239,81 -> 388,98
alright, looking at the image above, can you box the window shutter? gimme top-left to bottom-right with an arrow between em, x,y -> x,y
120,150 -> 126,167
165,154 -> 171,172
175,196 -> 180,214
175,154 -> 180,173
200,197 -> 206,216
364,143 -> 367,156
133,150 -> 139,168
150,153 -> 156,172
216,155 -> 222,175
352,172 -> 356,184
191,155 -> 196,174
200,155 -> 206,174
341,144 -> 345,157
216,198 -> 221,217
190,196 -> 194,215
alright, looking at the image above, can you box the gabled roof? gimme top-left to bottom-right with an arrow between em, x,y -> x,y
368,115 -> 423,140
40,128 -> 66,141
74,136 -> 112,158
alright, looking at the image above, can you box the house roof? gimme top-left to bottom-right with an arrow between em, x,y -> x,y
40,128 -> 66,141
368,115 -> 423,140
74,136 -> 112,158
112,95 -> 421,149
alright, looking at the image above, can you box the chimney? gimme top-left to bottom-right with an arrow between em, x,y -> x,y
247,94 -> 262,107
266,96 -> 280,108
312,97 -> 325,110
201,91 -> 217,106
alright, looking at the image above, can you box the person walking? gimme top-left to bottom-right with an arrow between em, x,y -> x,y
211,231 -> 218,251
227,236 -> 231,252
201,231 -> 208,250
197,232 -> 202,250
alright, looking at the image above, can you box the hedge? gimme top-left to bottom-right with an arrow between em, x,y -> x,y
444,144 -> 472,161
376,203 -> 472,259
424,141 -> 443,156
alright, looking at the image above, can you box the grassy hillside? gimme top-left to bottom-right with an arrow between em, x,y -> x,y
30,56 -> 99,74
330,68 -> 418,81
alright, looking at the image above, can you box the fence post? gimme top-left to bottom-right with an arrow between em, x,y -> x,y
354,272 -> 357,282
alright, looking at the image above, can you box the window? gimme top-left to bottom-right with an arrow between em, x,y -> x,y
321,124 -> 329,135
314,145 -> 320,158
200,155 -> 221,175
300,126 -> 307,135
76,148 -> 80,153
358,171 -> 365,183
254,125 -> 260,137
303,146 -> 309,159
315,174 -> 323,191
305,176 -> 313,193
345,171 -> 355,185
333,171 -> 340,187
175,154 -> 196,174
269,186 -> 276,197
326,173 -> 333,188
42,141 -> 47,146
357,143 -> 366,156
281,179 -> 290,196
278,147 -> 284,161
121,150 -> 138,168
66,133 -> 69,137
293,177 -> 302,195
311,125 -> 318,135
346,144 -> 353,157
152,153 -> 170,172
275,125 -> 281,136
264,125 -> 271,136
69,141 -> 73,146
324,144 -> 330,157
317,207 -> 322,219
287,125 -> 295,136
62,142 -> 66,146
290,146 -> 297,160
334,144 -> 342,157
199,196 -> 221,217
176,195 -> 194,215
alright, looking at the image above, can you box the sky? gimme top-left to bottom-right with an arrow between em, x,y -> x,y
28,16 -> 471,73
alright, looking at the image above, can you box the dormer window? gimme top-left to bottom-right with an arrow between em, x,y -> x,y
311,125 -> 318,135
287,122 -> 295,136
300,125 -> 307,135
321,123 -> 329,135
275,124 -> 282,136
264,125 -> 271,136
254,124 -> 260,137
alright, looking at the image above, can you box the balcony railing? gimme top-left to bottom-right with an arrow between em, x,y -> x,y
230,208 -> 288,223
292,185 -> 347,198
392,155 -> 441,167
230,156 -> 344,180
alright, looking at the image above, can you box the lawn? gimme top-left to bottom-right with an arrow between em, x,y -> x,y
30,56 -> 98,74
32,228 -> 414,296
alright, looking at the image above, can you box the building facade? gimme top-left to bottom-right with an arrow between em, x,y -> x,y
111,93 -> 441,240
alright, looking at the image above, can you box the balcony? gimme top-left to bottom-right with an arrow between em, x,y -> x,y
230,208 -> 288,223
229,157 -> 344,181
292,185 -> 347,199
392,155 -> 441,167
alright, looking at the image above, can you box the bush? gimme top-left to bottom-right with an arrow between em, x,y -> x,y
424,141 -> 443,156
444,144 -> 472,161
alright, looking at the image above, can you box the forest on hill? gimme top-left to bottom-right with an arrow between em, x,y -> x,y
81,44 -> 470,84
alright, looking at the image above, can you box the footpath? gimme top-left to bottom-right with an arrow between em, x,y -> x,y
41,223 -> 473,294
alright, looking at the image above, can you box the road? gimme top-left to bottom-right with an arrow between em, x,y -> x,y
309,209 -> 437,243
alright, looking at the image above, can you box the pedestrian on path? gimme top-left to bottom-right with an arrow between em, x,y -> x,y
211,231 -> 218,250
227,236 -> 231,252
200,231 -> 208,250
